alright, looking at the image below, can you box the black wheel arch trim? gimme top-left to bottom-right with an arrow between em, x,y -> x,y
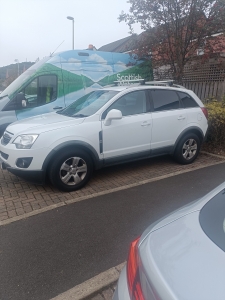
42,141 -> 103,171
172,126 -> 204,154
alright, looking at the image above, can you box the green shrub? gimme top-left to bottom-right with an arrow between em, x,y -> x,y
205,98 -> 225,146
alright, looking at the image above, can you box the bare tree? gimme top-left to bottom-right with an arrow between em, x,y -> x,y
119,0 -> 225,83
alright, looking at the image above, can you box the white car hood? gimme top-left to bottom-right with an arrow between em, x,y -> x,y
6,112 -> 84,135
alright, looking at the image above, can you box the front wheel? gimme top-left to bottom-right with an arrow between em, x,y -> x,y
49,150 -> 93,192
174,133 -> 200,164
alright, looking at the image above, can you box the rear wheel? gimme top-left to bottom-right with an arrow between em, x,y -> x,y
174,133 -> 200,164
49,150 -> 93,192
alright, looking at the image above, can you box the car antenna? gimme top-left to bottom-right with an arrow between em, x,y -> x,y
50,40 -> 65,56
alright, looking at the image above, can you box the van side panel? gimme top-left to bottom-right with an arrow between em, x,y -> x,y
59,51 -> 113,107
58,50 -> 152,107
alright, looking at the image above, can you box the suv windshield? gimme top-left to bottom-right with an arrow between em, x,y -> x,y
58,90 -> 118,118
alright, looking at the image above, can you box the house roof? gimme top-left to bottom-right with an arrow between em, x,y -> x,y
98,16 -> 224,54
98,35 -> 137,53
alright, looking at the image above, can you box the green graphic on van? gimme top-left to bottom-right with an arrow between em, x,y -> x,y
98,61 -> 153,86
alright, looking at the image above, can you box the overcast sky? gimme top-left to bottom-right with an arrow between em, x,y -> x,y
0,0 -> 142,68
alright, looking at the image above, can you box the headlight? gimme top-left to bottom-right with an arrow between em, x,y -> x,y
13,134 -> 39,149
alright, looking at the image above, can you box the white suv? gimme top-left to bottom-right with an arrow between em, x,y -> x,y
0,84 -> 208,192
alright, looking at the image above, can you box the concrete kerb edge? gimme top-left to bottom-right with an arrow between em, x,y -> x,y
50,262 -> 126,300
0,203 -> 66,226
1,151 -> 225,227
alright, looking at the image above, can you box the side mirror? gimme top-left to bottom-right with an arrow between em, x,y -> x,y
22,100 -> 27,107
104,109 -> 122,126
16,92 -> 26,109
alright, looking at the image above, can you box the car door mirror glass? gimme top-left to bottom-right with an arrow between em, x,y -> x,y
22,99 -> 27,107
104,109 -> 122,126
16,92 -> 27,109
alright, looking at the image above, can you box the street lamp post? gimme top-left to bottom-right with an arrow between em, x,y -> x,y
67,16 -> 74,50
14,59 -> 19,77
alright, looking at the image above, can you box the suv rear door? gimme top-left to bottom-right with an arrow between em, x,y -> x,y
149,89 -> 187,155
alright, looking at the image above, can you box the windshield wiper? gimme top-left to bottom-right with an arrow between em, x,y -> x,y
72,114 -> 88,118
0,94 -> 8,100
56,109 -> 65,114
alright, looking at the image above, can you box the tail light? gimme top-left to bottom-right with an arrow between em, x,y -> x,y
201,107 -> 208,120
127,237 -> 145,300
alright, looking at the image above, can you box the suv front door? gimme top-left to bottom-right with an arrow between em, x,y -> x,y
101,90 -> 152,163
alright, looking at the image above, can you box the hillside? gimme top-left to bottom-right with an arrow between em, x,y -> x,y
0,62 -> 34,91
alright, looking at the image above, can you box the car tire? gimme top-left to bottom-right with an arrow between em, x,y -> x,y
174,133 -> 200,164
49,149 -> 93,192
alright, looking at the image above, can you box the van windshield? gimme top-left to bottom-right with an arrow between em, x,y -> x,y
0,70 -> 35,99
58,90 -> 118,118
0,56 -> 50,99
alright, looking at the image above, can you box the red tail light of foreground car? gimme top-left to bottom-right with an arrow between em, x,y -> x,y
127,237 -> 145,300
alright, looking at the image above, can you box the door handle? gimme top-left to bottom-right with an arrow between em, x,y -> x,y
141,121 -> 151,126
177,116 -> 185,120
53,106 -> 63,110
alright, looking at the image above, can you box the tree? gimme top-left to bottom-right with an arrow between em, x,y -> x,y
119,0 -> 225,83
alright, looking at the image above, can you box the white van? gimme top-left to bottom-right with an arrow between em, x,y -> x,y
0,50 -> 152,136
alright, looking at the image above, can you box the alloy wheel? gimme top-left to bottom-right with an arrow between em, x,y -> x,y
182,139 -> 197,160
59,156 -> 87,186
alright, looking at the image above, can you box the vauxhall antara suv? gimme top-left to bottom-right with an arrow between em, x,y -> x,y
0,83 -> 208,192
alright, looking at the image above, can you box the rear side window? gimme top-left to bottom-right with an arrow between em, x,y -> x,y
151,90 -> 180,112
178,92 -> 199,108
199,189 -> 225,252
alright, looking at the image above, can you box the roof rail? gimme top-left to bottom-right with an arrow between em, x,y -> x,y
145,80 -> 185,88
114,79 -> 145,86
113,79 -> 186,89
145,80 -> 173,86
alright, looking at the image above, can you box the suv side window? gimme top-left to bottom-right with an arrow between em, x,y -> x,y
102,90 -> 147,119
150,89 -> 180,112
178,91 -> 199,108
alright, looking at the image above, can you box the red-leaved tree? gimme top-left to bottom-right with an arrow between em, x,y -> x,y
119,0 -> 225,83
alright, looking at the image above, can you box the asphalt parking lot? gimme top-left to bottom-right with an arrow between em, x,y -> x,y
0,151 -> 224,223
1,151 -> 225,300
